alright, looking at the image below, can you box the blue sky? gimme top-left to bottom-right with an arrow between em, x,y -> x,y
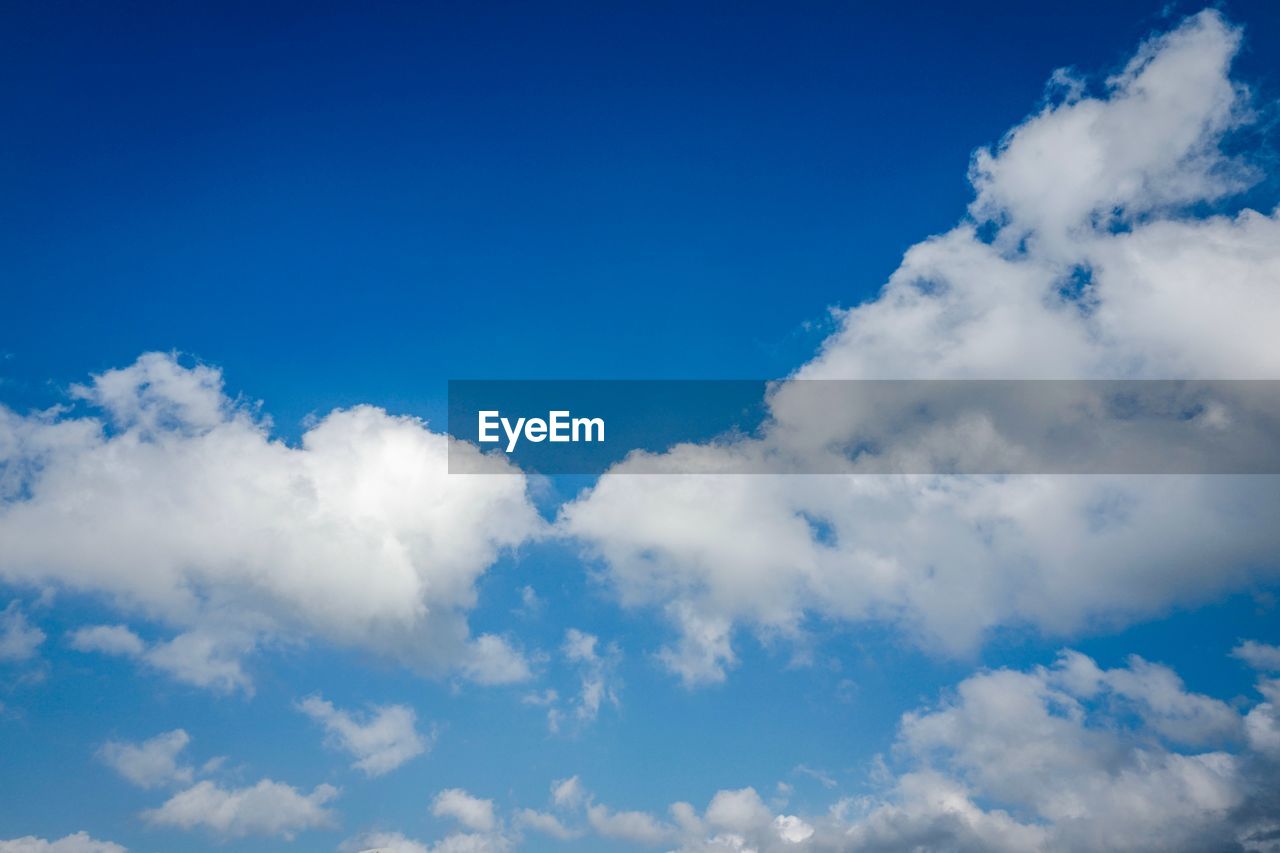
4,3 -> 1280,852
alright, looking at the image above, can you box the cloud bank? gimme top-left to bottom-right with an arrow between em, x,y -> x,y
561,9 -> 1280,683
0,352 -> 543,687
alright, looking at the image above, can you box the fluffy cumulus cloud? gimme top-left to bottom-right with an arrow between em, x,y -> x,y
0,352 -> 543,688
142,778 -> 338,839
69,623 -> 252,694
298,694 -> 430,777
343,789 -> 512,853
1235,640 -> 1280,673
432,789 -> 498,833
98,729 -> 194,788
326,641 -> 1280,852
506,775 -> 812,850
560,9 -> 1280,684
835,648 -> 1280,853
0,834 -> 126,853
449,648 -> 1279,852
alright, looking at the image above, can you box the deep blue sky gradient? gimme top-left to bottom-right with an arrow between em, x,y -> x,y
4,3 -> 1280,850
6,1 -> 1279,431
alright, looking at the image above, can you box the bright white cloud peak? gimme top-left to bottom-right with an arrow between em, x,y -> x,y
561,9 -> 1280,683
0,352 -> 543,686
298,694 -> 429,776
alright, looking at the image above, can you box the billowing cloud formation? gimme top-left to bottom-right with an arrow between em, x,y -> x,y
561,9 -> 1280,683
0,353 -> 543,687
142,778 -> 338,839
299,694 -> 430,777
0,833 -> 126,853
433,648 -> 1279,852
98,729 -> 194,788
837,649 -> 1280,853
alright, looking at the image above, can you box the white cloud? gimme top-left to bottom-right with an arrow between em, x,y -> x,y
67,623 -> 253,694
0,602 -> 45,662
427,834 -> 511,853
521,649 -> 1276,853
342,831 -> 430,853
969,10 -> 1251,250
142,629 -> 254,694
432,789 -> 497,833
834,649 -> 1280,852
0,353 -> 543,687
513,808 -> 581,840
142,778 -> 338,839
563,629 -> 619,726
560,9 -> 1280,685
456,648 -> 1278,853
342,830 -> 512,853
98,729 -> 193,788
550,775 -> 585,809
458,634 -> 533,686
299,695 -> 429,777
704,788 -> 773,836
66,625 -> 145,657
585,802 -> 675,845
1233,640 -> 1280,672
346,790 -> 513,853
536,629 -> 621,732
773,815 -> 813,844
0,833 -> 126,853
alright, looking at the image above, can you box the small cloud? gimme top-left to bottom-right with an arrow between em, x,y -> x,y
98,729 -> 194,788
793,764 -> 837,789
532,630 -> 621,733
67,625 -> 145,658
460,634 -> 532,685
515,808 -> 582,840
432,788 -> 497,833
298,694 -> 430,777
586,802 -> 675,846
67,624 -> 254,695
520,688 -> 558,708
143,630 -> 253,695
551,775 -> 586,809
516,585 -> 543,617
0,602 -> 46,662
1233,640 -> 1280,672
